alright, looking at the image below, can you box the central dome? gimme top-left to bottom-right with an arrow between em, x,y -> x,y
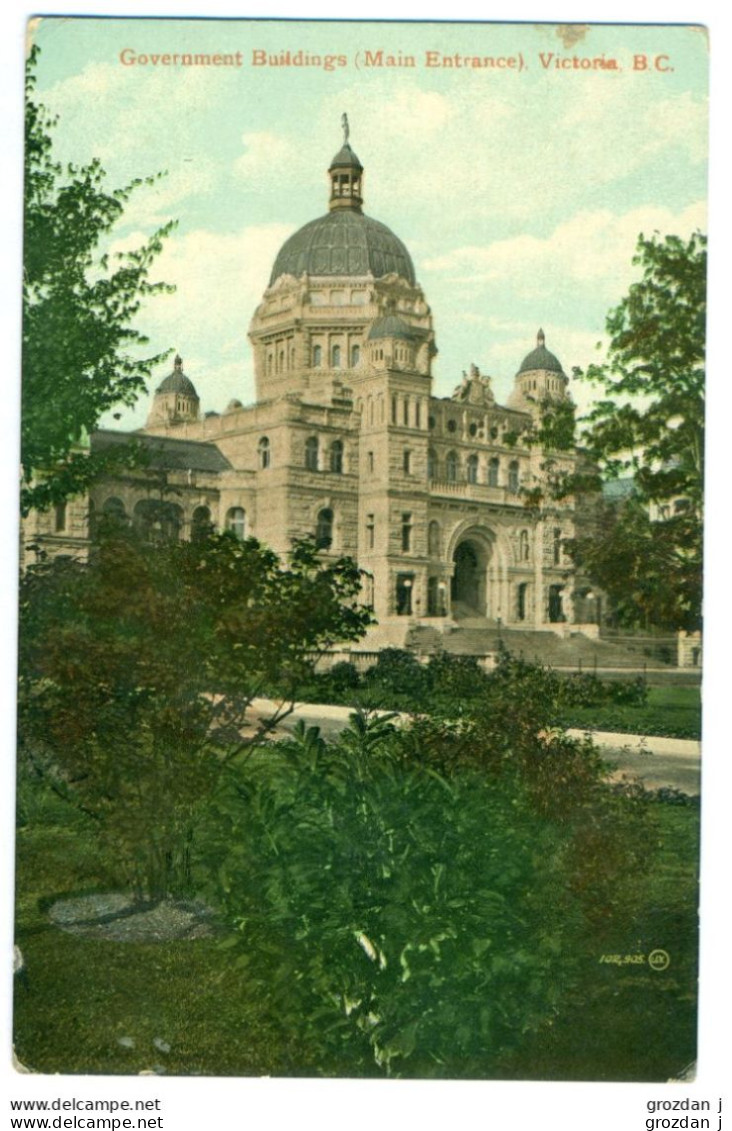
269,118 -> 416,287
269,210 -> 416,286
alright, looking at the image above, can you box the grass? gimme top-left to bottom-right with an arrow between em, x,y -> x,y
558,685 -> 701,740
13,803 -> 315,1077
500,799 -> 700,1081
14,768 -> 700,1080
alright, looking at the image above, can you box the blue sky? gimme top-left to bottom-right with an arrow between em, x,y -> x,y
28,18 -> 708,428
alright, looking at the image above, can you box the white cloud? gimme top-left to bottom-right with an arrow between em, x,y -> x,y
423,201 -> 707,298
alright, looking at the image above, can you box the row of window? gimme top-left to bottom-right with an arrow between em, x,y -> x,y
305,437 -> 344,473
311,343 -> 361,369
428,417 -> 513,441
428,451 -> 521,491
95,498 -> 335,552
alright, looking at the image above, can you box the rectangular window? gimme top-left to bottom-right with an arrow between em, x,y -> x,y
366,514 -> 375,550
553,527 -> 562,565
403,449 -> 411,474
401,512 -> 412,553
391,396 -> 398,425
367,451 -> 374,473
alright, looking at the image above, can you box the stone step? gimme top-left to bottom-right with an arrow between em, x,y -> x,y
406,623 -> 671,669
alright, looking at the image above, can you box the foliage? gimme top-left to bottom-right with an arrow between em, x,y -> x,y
570,231 -> 706,631
15,761 -> 698,1079
205,701 -> 657,1077
567,496 -> 702,632
18,528 -> 371,899
206,716 -> 578,1077
22,46 -> 175,514
365,647 -> 430,702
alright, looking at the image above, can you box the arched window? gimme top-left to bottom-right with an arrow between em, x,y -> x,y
305,436 -> 319,472
508,460 -> 520,494
312,344 -> 322,367
258,437 -> 271,469
225,507 -> 246,540
192,505 -> 213,542
133,499 -> 182,543
316,508 -> 334,549
330,440 -> 344,474
428,520 -> 441,557
331,344 -> 341,368
488,457 -> 500,487
467,454 -> 479,484
100,496 -> 127,532
519,529 -> 530,562
350,344 -> 360,367
403,449 -> 412,475
446,451 -> 458,483
427,449 -> 438,479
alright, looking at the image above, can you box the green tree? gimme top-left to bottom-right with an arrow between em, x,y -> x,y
570,231 -> 706,631
22,45 -> 174,515
18,527 -> 372,899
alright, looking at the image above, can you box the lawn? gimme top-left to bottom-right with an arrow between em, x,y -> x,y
14,767 -> 699,1080
558,685 -> 701,740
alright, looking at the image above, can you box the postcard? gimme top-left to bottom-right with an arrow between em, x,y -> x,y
14,17 -> 708,1088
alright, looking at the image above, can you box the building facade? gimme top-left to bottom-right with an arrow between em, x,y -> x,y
27,127 -> 596,647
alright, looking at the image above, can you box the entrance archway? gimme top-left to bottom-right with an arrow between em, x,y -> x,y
451,537 -> 491,616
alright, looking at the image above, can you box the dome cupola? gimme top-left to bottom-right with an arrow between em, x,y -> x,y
328,113 -> 364,213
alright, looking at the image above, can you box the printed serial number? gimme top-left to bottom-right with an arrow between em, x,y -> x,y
598,953 -> 646,965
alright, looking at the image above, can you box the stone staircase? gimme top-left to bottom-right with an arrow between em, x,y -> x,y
406,618 -> 673,671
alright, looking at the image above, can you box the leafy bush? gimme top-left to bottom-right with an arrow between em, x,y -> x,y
206,721 -> 570,1076
363,648 -> 430,706
18,530 -> 371,899
204,708 -> 654,1078
426,652 -> 487,710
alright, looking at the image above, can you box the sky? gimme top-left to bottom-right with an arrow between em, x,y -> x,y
27,18 -> 708,428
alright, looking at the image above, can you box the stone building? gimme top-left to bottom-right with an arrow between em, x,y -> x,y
27,126 -> 596,649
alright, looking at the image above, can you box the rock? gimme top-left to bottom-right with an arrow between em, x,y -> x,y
153,1038 -> 171,1054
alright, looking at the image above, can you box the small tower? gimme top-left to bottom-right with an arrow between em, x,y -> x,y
507,329 -> 570,417
146,354 -> 201,427
328,113 -> 364,213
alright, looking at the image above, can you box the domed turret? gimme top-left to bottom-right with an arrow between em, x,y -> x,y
366,312 -> 419,370
147,354 -> 200,427
367,313 -> 416,342
517,329 -> 565,376
508,329 -> 570,415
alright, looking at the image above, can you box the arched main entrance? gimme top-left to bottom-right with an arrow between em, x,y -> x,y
451,536 -> 492,617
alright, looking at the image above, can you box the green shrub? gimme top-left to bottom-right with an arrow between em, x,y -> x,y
364,648 -> 430,705
203,711 -> 654,1078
